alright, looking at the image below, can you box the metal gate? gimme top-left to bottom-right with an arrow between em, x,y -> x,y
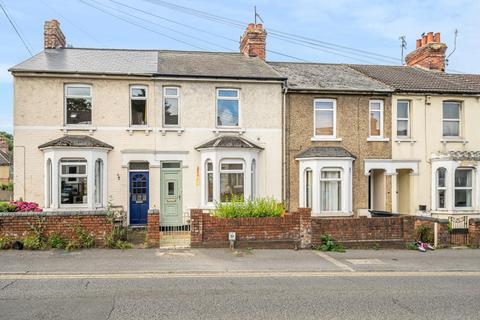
449,216 -> 469,246
159,211 -> 191,249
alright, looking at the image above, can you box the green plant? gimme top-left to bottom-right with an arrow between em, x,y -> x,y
47,234 -> 67,249
0,202 -> 17,212
66,239 -> 80,251
317,234 -> 345,252
213,196 -> 285,218
105,224 -> 131,249
406,242 -> 418,250
0,182 -> 13,191
0,236 -> 13,249
415,225 -> 434,244
23,235 -> 43,250
75,226 -> 94,248
372,243 -> 381,250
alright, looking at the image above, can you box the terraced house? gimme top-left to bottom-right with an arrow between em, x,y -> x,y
10,20 -> 284,227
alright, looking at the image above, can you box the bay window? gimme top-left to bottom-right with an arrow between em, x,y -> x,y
60,159 -> 88,205
443,102 -> 461,137
314,99 -> 336,137
130,86 -> 147,126
95,159 -> 103,206
217,89 -> 239,127
304,168 -> 312,208
65,84 -> 92,125
369,100 -> 384,138
251,159 -> 256,199
220,161 -> 244,201
206,160 -> 213,203
455,169 -> 473,208
320,169 -> 342,212
436,167 -> 446,209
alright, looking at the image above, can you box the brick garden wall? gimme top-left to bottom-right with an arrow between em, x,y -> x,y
0,211 -> 111,245
469,219 -> 480,248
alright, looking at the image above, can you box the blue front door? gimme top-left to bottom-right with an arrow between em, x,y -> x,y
129,171 -> 149,225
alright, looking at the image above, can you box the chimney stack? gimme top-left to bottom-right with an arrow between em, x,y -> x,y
405,32 -> 447,71
44,20 -> 66,49
240,23 -> 267,60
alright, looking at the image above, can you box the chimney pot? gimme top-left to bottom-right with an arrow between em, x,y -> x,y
427,32 -> 434,43
421,35 -> 427,46
434,32 -> 441,43
44,19 -> 66,49
240,22 -> 267,60
416,39 -> 421,49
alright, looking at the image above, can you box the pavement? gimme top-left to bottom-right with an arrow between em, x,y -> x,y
1,248 -> 480,319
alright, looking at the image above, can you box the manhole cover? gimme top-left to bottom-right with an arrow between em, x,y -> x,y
346,259 -> 385,265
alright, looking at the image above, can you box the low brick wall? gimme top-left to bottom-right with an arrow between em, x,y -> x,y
191,209 -> 311,249
469,218 -> 480,248
0,211 -> 111,245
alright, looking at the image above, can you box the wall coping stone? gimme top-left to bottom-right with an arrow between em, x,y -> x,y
415,216 -> 449,224
0,210 -> 108,217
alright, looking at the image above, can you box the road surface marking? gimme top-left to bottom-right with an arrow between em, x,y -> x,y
346,259 -> 385,265
1,271 -> 480,280
313,251 -> 355,272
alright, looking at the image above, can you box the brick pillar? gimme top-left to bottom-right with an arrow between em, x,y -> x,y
402,215 -> 415,243
190,209 -> 204,247
146,209 -> 160,247
298,207 -> 312,249
468,218 -> 480,248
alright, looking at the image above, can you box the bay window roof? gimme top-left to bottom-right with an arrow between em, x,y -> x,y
38,135 -> 113,150
296,147 -> 355,159
195,136 -> 263,150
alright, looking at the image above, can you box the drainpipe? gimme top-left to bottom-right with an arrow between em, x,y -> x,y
282,81 -> 288,206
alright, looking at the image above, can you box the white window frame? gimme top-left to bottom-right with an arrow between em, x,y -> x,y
64,84 -> 92,126
454,168 -> 473,210
94,159 -> 103,207
319,168 -> 343,212
396,100 -> 410,138
205,159 -> 214,204
219,159 -> 245,202
251,159 -> 256,200
369,100 -> 384,138
216,88 -> 240,128
442,101 -> 461,138
436,167 -> 447,209
129,85 -> 148,126
163,86 -> 180,127
59,159 -> 89,208
313,99 -> 336,139
304,168 -> 312,208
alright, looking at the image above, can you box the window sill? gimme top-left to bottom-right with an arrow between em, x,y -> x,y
310,136 -> 342,142
394,138 -> 416,144
127,127 -> 153,135
160,127 -> 185,136
441,138 -> 468,144
213,128 -> 246,135
61,126 -> 96,133
367,137 -> 390,142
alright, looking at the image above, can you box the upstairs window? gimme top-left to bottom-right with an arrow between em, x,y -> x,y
455,169 -> 473,208
217,89 -> 239,127
369,100 -> 384,138
443,102 -> 461,137
65,85 -> 92,125
314,99 -> 336,137
397,101 -> 410,138
130,86 -> 147,126
164,87 -> 179,126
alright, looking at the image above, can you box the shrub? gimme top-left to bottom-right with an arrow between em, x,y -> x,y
75,226 -> 94,249
316,234 -> 345,252
23,236 -> 43,250
415,225 -> 434,244
0,236 -> 13,249
10,201 -> 42,212
47,234 -> 67,249
0,202 -> 17,212
105,225 -> 130,249
213,196 -> 284,218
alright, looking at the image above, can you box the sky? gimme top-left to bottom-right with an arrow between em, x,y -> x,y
1,0 -> 479,134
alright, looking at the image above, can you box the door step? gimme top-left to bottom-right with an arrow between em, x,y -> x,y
127,227 -> 147,245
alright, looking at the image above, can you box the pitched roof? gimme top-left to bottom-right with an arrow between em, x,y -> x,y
350,65 -> 480,94
38,135 -> 113,150
296,147 -> 355,159
195,136 -> 263,150
268,62 -> 392,92
9,48 -> 283,80
0,150 -> 10,166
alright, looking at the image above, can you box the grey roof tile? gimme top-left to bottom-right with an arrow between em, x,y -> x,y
350,65 -> 480,94
10,48 -> 284,80
296,147 -> 355,159
38,135 -> 113,149
196,135 -> 263,150
268,62 -> 392,92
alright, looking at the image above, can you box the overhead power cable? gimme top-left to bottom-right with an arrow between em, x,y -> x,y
0,1 -> 33,56
143,0 -> 401,64
78,0 -> 209,51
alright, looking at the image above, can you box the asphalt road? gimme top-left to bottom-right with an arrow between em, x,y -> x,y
1,274 -> 480,320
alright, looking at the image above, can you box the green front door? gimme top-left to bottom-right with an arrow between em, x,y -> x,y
160,163 -> 182,226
